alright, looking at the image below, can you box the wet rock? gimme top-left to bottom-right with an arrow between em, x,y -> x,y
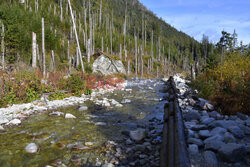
133,144 -> 146,152
9,119 -> 21,125
126,139 -> 133,145
95,122 -> 107,126
189,98 -> 196,106
218,143 -> 246,162
184,110 -> 201,121
228,126 -> 245,138
49,111 -> 64,117
224,132 -> 237,143
78,106 -> 88,111
211,127 -> 227,136
188,129 -> 195,138
204,151 -> 218,167
246,119 -> 250,127
65,113 -> 76,119
25,143 -> 39,153
129,128 -> 146,141
236,112 -> 248,120
188,144 -> 199,155
199,130 -> 211,139
185,121 -> 197,129
188,138 -> 204,147
0,117 -> 9,124
121,99 -> 131,104
85,142 -> 94,146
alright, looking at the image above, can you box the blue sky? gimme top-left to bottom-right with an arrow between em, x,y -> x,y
139,0 -> 250,45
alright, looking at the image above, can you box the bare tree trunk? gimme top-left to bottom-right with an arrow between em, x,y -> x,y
125,49 -> 127,61
135,35 -> 138,78
68,40 -> 71,74
42,18 -> 46,77
157,66 -> 159,78
68,0 -> 85,73
36,44 -> 40,68
51,50 -> 55,71
99,0 -> 102,27
141,56 -> 143,78
87,39 -> 91,63
123,1 -> 127,51
128,60 -> 130,75
60,0 -> 63,22
76,47 -> 79,68
1,23 -> 5,71
151,30 -> 154,62
119,44 -> 122,59
101,36 -> 103,52
32,32 -> 37,68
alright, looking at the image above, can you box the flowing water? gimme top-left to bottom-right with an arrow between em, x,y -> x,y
0,79 -> 165,166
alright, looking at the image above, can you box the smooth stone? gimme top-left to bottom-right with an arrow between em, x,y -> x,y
228,126 -> 245,138
102,163 -> 114,167
121,99 -> 131,104
78,106 -> 88,111
95,122 -> 107,126
236,112 -> 248,120
191,124 -> 208,131
184,110 -> 201,121
205,140 -> 225,151
188,144 -> 199,155
185,121 -> 197,129
188,138 -> 204,147
201,110 -> 209,117
218,143 -> 246,162
211,127 -> 227,136
129,128 -> 146,141
85,142 -> 94,146
199,130 -> 211,139
201,117 -> 215,125
224,132 -> 237,143
25,143 -> 39,153
204,151 -> 218,167
65,113 -> 76,119
209,120 -> 237,129
9,119 -> 21,125
188,129 -> 195,138
49,111 -> 64,117
0,118 -> 9,124
209,111 -> 222,119
204,135 -> 224,144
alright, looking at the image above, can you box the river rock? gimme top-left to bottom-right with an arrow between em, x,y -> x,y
205,140 -> 225,151
199,130 -> 211,139
245,119 -> 250,127
188,144 -> 199,155
85,142 -> 94,146
201,117 -> 215,125
95,122 -> 107,126
78,106 -> 88,111
129,128 -> 146,141
0,117 -> 9,124
208,120 -> 237,129
184,110 -> 201,121
224,132 -> 237,143
49,111 -> 64,117
236,112 -> 248,120
209,111 -> 222,119
25,143 -> 39,153
227,126 -> 245,138
92,54 -> 126,75
121,99 -> 131,104
218,143 -> 246,162
204,135 -> 224,144
204,151 -> 218,167
211,127 -> 227,136
9,119 -> 21,125
188,138 -> 204,147
65,113 -> 76,119
188,98 -> 196,106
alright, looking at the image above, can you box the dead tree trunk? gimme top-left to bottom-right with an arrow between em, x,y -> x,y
32,32 -> 37,68
68,0 -> 85,73
1,22 -> 5,71
42,18 -> 46,77
51,50 -> 55,71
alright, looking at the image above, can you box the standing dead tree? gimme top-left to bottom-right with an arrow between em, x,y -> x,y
32,32 -> 37,68
68,0 -> 85,73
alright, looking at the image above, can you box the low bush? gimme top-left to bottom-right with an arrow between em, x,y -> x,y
191,53 -> 250,115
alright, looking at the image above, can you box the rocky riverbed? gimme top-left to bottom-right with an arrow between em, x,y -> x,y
0,78 -> 166,166
172,75 -> 250,167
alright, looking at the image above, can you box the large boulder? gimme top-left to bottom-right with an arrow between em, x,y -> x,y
92,54 -> 126,75
218,143 -> 246,162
